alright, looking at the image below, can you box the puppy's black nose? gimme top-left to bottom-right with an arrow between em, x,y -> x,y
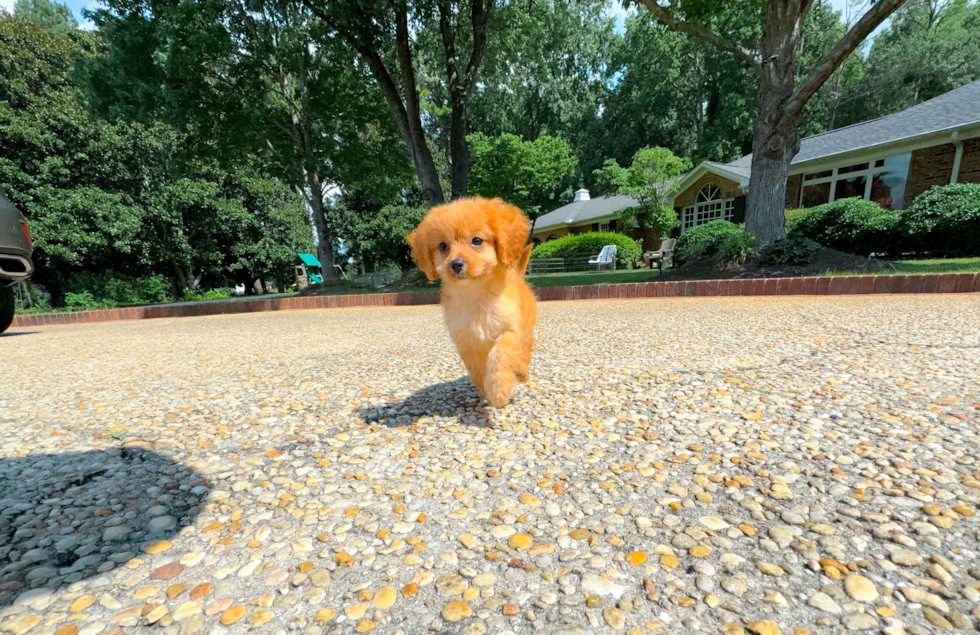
450,258 -> 465,274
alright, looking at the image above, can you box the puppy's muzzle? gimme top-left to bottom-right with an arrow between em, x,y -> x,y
450,258 -> 466,278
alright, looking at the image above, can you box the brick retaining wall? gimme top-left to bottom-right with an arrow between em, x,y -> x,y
11,272 -> 979,328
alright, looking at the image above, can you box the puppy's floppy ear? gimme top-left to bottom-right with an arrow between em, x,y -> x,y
407,223 -> 438,281
485,198 -> 530,270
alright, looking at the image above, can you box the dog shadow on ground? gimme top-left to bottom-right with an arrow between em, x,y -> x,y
0,447 -> 208,607
358,377 -> 490,427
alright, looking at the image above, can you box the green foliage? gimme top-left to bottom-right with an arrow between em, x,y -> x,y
674,220 -> 746,265
467,1 -> 617,182
791,198 -> 902,256
182,288 -> 232,302
784,208 -> 810,232
13,0 -> 76,32
715,229 -> 757,265
898,183 -> 980,256
530,232 -> 641,270
333,203 -> 427,272
834,0 -> 980,129
64,291 -> 108,310
762,234 -> 823,266
467,133 -> 577,218
58,272 -> 174,308
593,146 -> 691,237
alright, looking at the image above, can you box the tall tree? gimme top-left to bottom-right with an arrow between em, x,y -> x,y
13,0 -> 77,32
302,0 -> 496,204
466,1 -> 617,180
88,0 -> 411,277
834,0 -> 980,128
635,0 -> 908,247
467,132 -> 577,225
593,146 -> 691,238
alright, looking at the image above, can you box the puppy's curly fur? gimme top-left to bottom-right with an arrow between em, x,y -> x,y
407,197 -> 537,407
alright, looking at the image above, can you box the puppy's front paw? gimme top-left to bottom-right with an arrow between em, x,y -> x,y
484,373 -> 515,407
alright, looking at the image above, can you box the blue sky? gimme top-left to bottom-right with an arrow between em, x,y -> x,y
3,0 -> 876,38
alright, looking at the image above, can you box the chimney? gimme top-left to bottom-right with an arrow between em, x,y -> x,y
573,188 -> 590,202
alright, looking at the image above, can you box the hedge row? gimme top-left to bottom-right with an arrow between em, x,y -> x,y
530,232 -> 641,269
791,183 -> 980,256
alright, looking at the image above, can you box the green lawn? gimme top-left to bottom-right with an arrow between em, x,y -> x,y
823,257 -> 980,276
525,268 -> 662,287
884,257 -> 980,274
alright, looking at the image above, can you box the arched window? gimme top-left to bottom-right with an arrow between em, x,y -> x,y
681,182 -> 735,232
696,183 -> 722,203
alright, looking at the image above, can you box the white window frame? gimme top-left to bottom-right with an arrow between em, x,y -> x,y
799,153 -> 911,207
681,183 -> 735,232
599,221 -> 610,232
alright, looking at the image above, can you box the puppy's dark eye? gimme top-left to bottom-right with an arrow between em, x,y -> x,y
438,242 -> 448,253
471,237 -> 483,246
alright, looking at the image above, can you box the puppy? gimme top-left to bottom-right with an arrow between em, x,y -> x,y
407,197 -> 537,407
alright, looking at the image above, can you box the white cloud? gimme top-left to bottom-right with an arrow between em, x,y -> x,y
0,0 -> 16,13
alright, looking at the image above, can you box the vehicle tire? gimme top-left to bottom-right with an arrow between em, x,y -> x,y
0,285 -> 15,334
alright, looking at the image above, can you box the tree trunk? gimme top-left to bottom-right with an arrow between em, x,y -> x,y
300,177 -> 335,279
744,0 -> 804,249
449,91 -> 469,199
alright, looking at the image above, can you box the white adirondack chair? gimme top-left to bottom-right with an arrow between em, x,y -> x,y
589,245 -> 617,271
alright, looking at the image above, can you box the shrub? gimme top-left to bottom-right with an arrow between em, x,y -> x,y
182,288 -> 232,302
674,220 -> 746,265
763,234 -> 823,266
784,208 -> 809,232
898,183 -> 980,255
715,230 -> 757,265
64,291 -> 114,310
530,232 -> 641,269
791,197 -> 900,256
64,273 -> 174,307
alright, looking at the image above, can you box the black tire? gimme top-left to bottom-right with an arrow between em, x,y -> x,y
0,285 -> 14,334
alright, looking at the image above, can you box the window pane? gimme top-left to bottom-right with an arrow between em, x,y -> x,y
833,175 -> 867,200
801,182 -> 830,207
879,154 -> 910,167
838,162 -> 869,175
804,169 -> 832,181
869,167 -> 909,211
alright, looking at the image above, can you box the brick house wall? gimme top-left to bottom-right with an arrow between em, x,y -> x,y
785,175 -> 802,208
957,137 -> 980,185
905,143 -> 957,207
674,174 -> 741,208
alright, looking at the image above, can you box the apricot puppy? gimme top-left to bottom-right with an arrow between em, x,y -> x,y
407,197 -> 537,407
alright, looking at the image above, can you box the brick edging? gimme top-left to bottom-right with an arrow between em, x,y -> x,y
11,272 -> 979,328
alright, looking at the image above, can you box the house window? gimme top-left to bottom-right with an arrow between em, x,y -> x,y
681,183 -> 735,232
800,153 -> 910,210
599,222 -> 610,232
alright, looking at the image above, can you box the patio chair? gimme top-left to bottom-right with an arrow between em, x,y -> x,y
645,238 -> 676,273
588,245 -> 617,271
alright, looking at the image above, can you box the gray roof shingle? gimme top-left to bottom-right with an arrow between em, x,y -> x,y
533,194 -> 640,231
725,78 -> 980,172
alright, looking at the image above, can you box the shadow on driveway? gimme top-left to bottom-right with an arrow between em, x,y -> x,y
0,447 -> 207,606
358,377 -> 489,426
0,331 -> 36,338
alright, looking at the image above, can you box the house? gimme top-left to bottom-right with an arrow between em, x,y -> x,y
669,79 -> 980,234
532,79 -> 980,243
530,188 -> 640,245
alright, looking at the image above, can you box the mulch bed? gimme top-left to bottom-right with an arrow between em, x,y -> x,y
658,247 -> 882,281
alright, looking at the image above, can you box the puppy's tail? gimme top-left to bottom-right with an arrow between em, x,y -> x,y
517,243 -> 533,277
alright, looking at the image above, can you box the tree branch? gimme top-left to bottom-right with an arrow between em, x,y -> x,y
437,0 -> 460,93
462,0 -> 492,96
790,0 -> 907,114
637,0 -> 761,69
